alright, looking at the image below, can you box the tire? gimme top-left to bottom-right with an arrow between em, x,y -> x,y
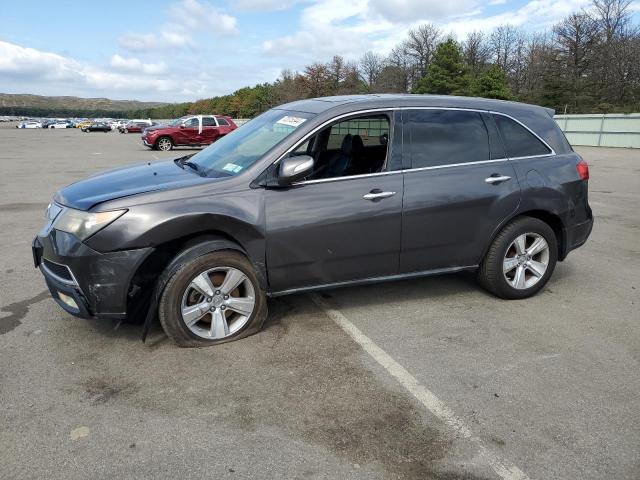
156,136 -> 173,151
123,128 -> 128,134
158,250 -> 267,347
478,216 -> 558,300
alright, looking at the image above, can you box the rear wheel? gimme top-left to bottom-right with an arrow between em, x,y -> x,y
156,136 -> 173,151
159,250 -> 267,347
478,216 -> 557,299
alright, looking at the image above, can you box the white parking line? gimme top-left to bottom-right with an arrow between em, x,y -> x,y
309,293 -> 531,480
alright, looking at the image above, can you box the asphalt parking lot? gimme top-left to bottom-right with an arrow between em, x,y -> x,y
0,126 -> 638,480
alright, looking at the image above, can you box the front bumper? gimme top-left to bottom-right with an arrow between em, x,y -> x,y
33,230 -> 153,320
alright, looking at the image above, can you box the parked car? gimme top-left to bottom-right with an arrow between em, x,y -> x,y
17,121 -> 42,129
119,120 -> 153,133
75,121 -> 92,129
49,121 -> 74,129
81,122 -> 111,132
33,95 -> 593,347
142,115 -> 237,151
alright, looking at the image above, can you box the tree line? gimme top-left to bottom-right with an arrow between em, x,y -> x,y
132,0 -> 639,119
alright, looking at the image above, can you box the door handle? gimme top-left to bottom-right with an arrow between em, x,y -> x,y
363,190 -> 396,201
485,175 -> 511,184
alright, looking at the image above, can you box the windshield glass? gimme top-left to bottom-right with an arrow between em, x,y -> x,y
189,109 -> 314,178
169,117 -> 186,126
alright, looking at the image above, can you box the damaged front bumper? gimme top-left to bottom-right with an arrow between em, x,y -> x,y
33,230 -> 152,320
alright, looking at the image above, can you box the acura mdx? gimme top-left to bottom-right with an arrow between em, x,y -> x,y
33,95 -> 593,347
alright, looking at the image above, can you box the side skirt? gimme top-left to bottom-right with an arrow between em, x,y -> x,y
268,265 -> 478,297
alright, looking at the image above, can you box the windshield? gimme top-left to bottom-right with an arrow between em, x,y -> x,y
168,117 -> 186,126
189,109 -> 314,178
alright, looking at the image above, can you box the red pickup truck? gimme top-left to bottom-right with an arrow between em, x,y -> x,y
142,115 -> 237,151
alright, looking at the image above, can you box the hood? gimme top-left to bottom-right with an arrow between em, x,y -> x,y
143,124 -> 170,133
55,159 -> 209,210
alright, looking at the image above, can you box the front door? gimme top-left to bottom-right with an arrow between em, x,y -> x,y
176,117 -> 202,145
400,109 -> 521,273
265,112 -> 403,292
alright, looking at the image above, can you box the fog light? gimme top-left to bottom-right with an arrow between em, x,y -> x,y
58,292 -> 78,309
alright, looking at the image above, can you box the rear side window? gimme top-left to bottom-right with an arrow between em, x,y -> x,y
217,117 -> 229,126
409,110 -> 490,168
493,114 -> 551,158
202,117 -> 217,127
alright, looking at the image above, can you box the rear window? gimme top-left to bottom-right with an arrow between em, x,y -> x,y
217,117 -> 229,126
493,114 -> 551,158
409,110 -> 490,168
202,117 -> 217,127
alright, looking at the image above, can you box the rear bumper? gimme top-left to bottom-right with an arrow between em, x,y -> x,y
566,217 -> 593,253
33,231 -> 153,320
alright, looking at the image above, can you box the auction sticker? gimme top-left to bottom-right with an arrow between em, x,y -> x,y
276,116 -> 307,128
222,163 -> 243,173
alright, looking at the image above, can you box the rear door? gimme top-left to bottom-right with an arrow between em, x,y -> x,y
399,109 -> 521,273
200,117 -> 219,144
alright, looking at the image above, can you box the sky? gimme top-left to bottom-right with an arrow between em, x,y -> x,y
0,0 -> 634,103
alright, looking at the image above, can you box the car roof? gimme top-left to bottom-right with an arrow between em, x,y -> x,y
276,94 -> 555,117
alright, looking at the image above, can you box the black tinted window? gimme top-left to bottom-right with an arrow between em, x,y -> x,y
493,114 -> 551,158
202,117 -> 217,126
409,110 -> 490,168
217,117 -> 229,126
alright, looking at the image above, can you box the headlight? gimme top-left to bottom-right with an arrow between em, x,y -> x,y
52,207 -> 126,240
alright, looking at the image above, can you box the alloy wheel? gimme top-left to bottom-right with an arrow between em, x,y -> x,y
502,232 -> 550,290
180,266 -> 256,340
157,138 -> 172,151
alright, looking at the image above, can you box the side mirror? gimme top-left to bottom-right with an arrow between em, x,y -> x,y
278,155 -> 314,186
179,124 -> 185,129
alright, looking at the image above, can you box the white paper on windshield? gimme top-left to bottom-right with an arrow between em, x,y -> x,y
276,116 -> 306,128
223,163 -> 243,173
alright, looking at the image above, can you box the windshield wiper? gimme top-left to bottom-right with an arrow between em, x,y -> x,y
174,155 -> 203,176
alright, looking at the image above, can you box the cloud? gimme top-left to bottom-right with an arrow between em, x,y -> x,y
368,0 -> 481,23
119,0 -> 237,53
234,0 -> 301,11
167,0 -> 237,33
110,55 -> 167,75
118,31 -> 194,52
0,40 -> 207,100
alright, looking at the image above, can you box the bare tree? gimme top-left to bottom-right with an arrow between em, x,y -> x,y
404,24 -> 441,83
463,31 -> 491,77
387,44 -> 413,92
359,51 -> 384,89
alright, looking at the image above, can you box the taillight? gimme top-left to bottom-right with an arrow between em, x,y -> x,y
576,158 -> 589,181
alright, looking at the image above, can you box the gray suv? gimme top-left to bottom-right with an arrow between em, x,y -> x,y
33,95 -> 593,347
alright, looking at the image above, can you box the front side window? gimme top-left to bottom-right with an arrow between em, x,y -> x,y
409,110 -> 490,168
493,114 -> 551,158
189,109 -> 314,178
183,118 -> 199,128
295,114 -> 391,181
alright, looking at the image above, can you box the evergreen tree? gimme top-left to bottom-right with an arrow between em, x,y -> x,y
414,39 -> 470,95
472,64 -> 512,100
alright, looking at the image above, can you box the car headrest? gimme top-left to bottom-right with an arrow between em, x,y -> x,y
341,134 -> 353,155
352,135 -> 364,153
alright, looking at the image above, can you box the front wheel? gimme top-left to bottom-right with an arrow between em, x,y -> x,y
159,250 -> 267,347
478,216 -> 558,299
156,136 -> 173,151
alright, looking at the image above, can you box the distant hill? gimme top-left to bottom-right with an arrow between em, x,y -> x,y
0,93 -> 169,117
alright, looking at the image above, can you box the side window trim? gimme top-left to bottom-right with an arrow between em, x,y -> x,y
287,111 -> 395,185
260,106 -> 556,186
490,111 -> 555,158
406,108 -> 492,169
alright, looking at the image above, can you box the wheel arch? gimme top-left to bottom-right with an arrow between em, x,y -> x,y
126,229 -> 267,327
482,209 -> 568,265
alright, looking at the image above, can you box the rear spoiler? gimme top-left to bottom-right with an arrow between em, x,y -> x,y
544,107 -> 556,118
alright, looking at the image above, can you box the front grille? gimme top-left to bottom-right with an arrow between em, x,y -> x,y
42,259 -> 74,283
